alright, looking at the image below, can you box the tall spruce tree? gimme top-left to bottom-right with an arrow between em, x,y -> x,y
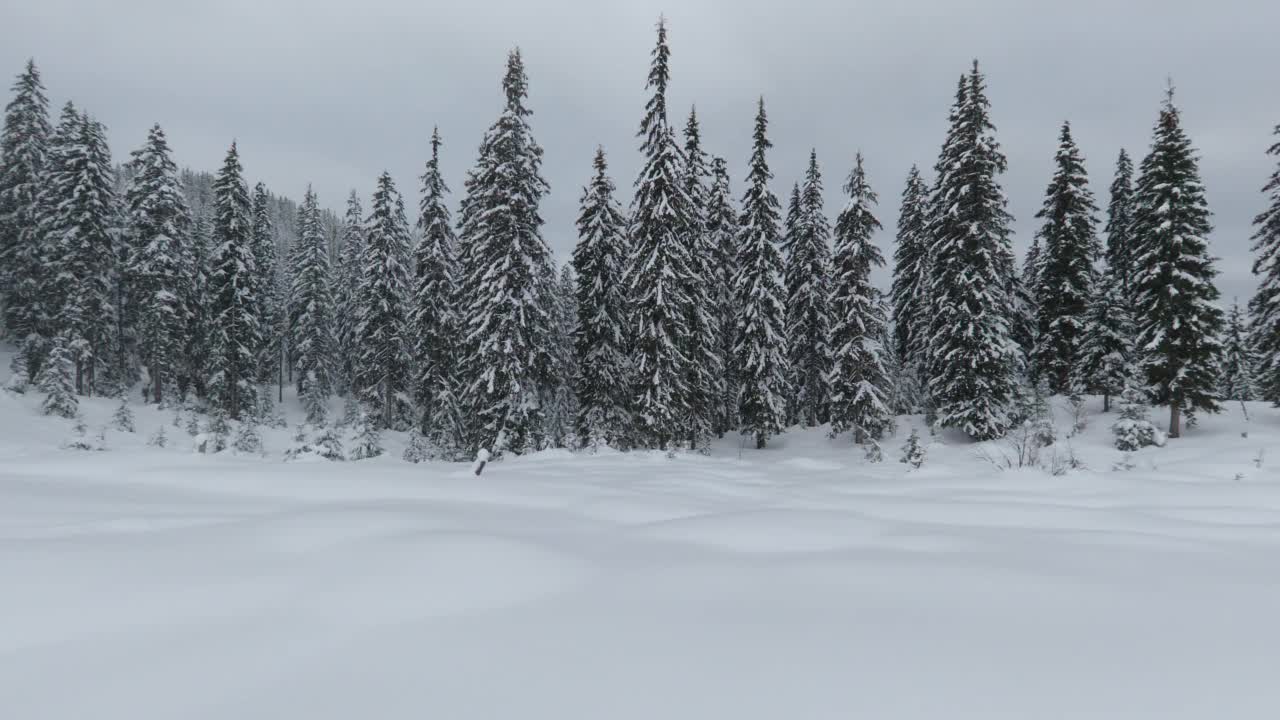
1073,274 -> 1133,412
0,60 -> 51,353
354,171 -> 412,429
410,126 -> 461,441
206,142 -> 261,419
924,62 -> 1019,440
572,147 -> 632,447
785,150 -> 833,427
679,106 -> 720,450
1251,124 -> 1280,403
733,98 -> 789,449
180,210 -> 211,400
545,264 -> 580,448
124,124 -> 191,405
780,182 -> 802,424
289,185 -> 334,422
334,190 -> 365,395
828,154 -> 893,443
456,49 -> 555,454
1030,121 -> 1099,393
890,165 -> 930,368
1130,88 -> 1224,438
1106,149 -> 1137,301
41,111 -> 120,395
625,19 -> 696,450
707,156 -> 740,436
249,182 -> 281,391
1221,299 -> 1258,402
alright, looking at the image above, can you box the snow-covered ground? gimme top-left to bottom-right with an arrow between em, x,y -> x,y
3,359 -> 1280,718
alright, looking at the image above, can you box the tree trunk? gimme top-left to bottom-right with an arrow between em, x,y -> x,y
755,433 -> 766,450
153,369 -> 163,406
1103,393 -> 1110,413
1168,401 -> 1181,439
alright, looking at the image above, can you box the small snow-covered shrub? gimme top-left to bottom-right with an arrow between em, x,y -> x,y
1112,384 -> 1160,452
112,395 -> 136,433
62,415 -> 97,451
37,337 -> 78,419
900,429 -> 926,469
3,354 -> 29,394
349,412 -> 383,460
402,430 -> 434,463
196,413 -> 230,454
233,420 -> 263,455
314,425 -> 345,461
148,426 -> 168,448
864,440 -> 883,463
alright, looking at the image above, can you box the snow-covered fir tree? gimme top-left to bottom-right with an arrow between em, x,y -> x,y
333,190 -> 364,395
1112,371 -> 1159,451
0,60 -> 51,356
1030,121 -> 1099,393
289,185 -> 335,423
180,211 -> 212,400
571,146 -> 632,448
456,49 -> 555,454
785,150 -> 833,427
38,333 -> 77,418
353,171 -> 412,429
1130,88 -> 1224,438
249,182 -> 282,393
625,19 -> 696,450
890,165 -> 930,373
1251,123 -> 1280,403
733,98 -> 789,449
924,62 -> 1020,440
1073,273 -> 1133,411
40,110 -> 121,395
124,124 -> 190,406
409,126 -> 461,444
545,264 -> 580,448
206,143 -> 262,419
1220,299 -> 1258,402
1105,148 -> 1137,301
678,106 -> 720,451
827,153 -> 893,444
707,156 -> 740,436
349,410 -> 384,460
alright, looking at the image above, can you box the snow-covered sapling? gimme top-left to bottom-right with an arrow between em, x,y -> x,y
349,412 -> 383,460
314,425 -> 345,461
864,439 -> 884,463
148,426 -> 168,448
1112,382 -> 1161,452
402,430 -> 434,464
900,429 -> 926,469
233,420 -> 263,455
112,395 -> 136,433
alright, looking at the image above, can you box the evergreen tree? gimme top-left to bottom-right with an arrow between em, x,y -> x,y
827,154 -> 893,443
1112,372 -> 1159,451
456,49 -> 555,454
333,191 -> 365,394
924,62 -> 1019,440
678,106 -> 720,450
733,98 -> 789,449
0,60 -> 51,352
289,185 -> 334,421
38,333 -> 77,418
41,111 -> 120,395
571,147 -> 631,447
354,171 -> 412,429
1251,124 -> 1280,403
180,211 -> 211,400
1073,275 -> 1133,412
249,182 -> 282,391
890,165 -> 930,368
409,127 -> 461,441
124,124 -> 190,406
1221,299 -> 1258,402
785,150 -> 833,427
1030,121 -> 1100,393
707,156 -> 740,436
349,411 -> 384,460
625,19 -> 696,450
545,264 -> 580,448
206,142 -> 261,419
1106,149 -> 1138,300
1130,89 -> 1224,438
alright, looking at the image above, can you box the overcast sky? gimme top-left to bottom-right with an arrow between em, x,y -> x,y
3,0 -> 1276,300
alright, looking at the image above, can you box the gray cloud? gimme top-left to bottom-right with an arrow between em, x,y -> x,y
4,0 -> 1275,301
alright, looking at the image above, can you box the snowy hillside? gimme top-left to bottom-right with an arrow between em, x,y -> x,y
3,356 -> 1280,719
